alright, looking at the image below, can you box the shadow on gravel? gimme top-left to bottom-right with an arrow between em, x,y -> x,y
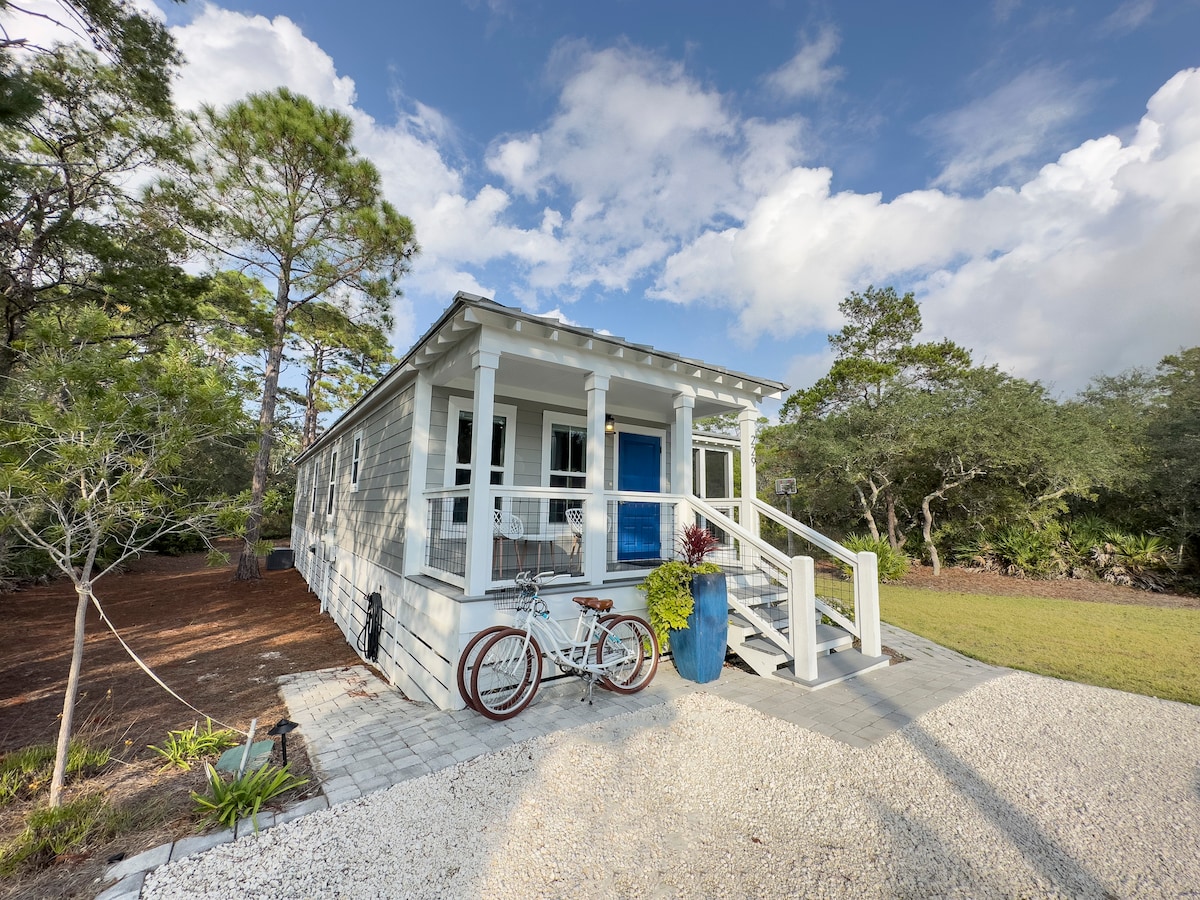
844,680 -> 1119,899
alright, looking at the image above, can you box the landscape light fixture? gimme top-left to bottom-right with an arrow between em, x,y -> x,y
267,718 -> 299,766
604,415 -> 616,434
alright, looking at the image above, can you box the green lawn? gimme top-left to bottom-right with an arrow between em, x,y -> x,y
880,586 -> 1200,705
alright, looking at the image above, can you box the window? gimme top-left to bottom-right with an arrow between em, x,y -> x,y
350,432 -> 363,492
542,414 -> 587,524
326,450 -> 338,517
549,424 -> 587,488
310,465 -> 318,513
705,449 -> 730,499
445,398 -> 517,524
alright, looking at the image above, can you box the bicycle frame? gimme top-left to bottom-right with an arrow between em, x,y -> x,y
512,586 -> 629,678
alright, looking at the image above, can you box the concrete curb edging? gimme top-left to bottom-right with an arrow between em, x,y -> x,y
94,793 -> 332,900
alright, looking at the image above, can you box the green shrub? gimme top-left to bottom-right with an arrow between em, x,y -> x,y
0,740 -> 110,806
638,559 -> 720,651
149,719 -> 239,771
839,534 -> 909,582
952,524 -> 1065,578
191,763 -> 307,831
1091,532 -> 1175,591
0,794 -> 119,876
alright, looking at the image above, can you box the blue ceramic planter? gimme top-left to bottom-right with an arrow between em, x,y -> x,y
670,571 -> 729,683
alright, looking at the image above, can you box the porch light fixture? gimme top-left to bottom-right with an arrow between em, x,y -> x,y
604,415 -> 616,434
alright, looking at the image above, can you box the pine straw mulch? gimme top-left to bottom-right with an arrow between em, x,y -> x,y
0,545 -> 365,900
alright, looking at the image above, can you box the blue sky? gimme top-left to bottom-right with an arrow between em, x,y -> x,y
27,0 -> 1200,407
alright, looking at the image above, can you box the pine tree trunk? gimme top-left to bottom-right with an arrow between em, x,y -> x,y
236,291 -> 291,581
48,586 -> 90,807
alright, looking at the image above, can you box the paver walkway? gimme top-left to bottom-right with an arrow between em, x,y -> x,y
278,623 -> 1004,807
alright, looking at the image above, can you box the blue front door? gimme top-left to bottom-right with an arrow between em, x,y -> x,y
617,432 -> 661,561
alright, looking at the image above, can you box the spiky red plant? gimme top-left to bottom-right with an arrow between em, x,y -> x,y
679,524 -> 720,565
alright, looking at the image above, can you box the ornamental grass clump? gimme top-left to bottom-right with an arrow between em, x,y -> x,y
191,763 -> 308,832
149,719 -> 239,771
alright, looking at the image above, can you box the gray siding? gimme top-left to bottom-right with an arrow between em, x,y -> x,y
337,382 -> 416,575
426,387 -> 452,490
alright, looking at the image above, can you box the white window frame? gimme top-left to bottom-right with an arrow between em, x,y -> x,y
310,463 -> 318,514
350,431 -> 363,493
540,412 -> 589,488
444,397 -> 517,490
326,449 -> 338,518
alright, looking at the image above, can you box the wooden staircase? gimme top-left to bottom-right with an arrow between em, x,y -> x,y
724,566 -> 888,690
692,497 -> 889,691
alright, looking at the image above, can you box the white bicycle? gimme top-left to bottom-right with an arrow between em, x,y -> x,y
458,571 -> 659,720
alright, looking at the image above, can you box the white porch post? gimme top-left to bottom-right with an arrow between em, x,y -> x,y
584,374 -> 609,583
403,372 -> 433,575
465,349 -> 499,596
673,392 -> 695,533
739,404 -> 759,537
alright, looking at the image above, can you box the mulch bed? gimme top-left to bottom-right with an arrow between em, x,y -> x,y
0,545 -> 363,900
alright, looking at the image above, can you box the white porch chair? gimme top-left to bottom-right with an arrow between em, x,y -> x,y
493,509 -> 523,577
566,507 -> 584,558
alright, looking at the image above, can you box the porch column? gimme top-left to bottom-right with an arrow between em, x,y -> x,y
739,405 -> 759,537
673,392 -> 694,533
403,371 -> 433,575
465,349 -> 499,596
584,374 -> 609,584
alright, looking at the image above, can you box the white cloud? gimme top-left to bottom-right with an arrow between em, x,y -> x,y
657,68 -> 1200,392
484,43 -> 806,294
926,66 -> 1096,191
764,26 -> 843,100
1100,0 -> 1156,34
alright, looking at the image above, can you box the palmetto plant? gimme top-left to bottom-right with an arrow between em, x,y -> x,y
1092,532 -> 1175,591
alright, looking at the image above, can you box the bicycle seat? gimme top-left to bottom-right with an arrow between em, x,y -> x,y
572,596 -> 613,612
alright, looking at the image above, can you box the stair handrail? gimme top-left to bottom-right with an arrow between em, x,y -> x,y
688,495 -> 798,656
751,498 -> 857,566
690,495 -> 792,572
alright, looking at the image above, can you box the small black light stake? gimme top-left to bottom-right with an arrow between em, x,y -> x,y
268,718 -> 299,765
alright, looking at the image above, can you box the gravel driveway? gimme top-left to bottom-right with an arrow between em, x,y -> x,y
143,672 -> 1200,899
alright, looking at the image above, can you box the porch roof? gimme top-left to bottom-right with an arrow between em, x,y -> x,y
296,292 -> 786,464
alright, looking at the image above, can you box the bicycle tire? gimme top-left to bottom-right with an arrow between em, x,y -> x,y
470,627 -> 543,720
456,625 -> 509,711
596,614 -> 659,693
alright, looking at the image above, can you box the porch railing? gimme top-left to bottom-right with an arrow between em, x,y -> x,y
424,486 -> 600,591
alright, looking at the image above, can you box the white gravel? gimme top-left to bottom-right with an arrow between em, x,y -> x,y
143,672 -> 1200,899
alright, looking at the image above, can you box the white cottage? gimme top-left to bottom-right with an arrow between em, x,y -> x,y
291,293 -> 885,709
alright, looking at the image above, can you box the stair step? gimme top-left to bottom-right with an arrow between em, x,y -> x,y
773,649 -> 890,691
737,624 -> 852,657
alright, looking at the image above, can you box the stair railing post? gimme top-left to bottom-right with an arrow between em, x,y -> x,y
855,550 -> 882,657
790,555 -> 818,681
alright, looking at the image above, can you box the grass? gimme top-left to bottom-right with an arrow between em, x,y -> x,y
880,586 -> 1200,705
0,740 -> 111,806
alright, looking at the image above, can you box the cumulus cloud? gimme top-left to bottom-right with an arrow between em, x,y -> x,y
657,68 -> 1200,392
92,5 -> 1199,394
764,26 -> 843,99
926,66 -> 1097,191
484,42 -> 806,293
